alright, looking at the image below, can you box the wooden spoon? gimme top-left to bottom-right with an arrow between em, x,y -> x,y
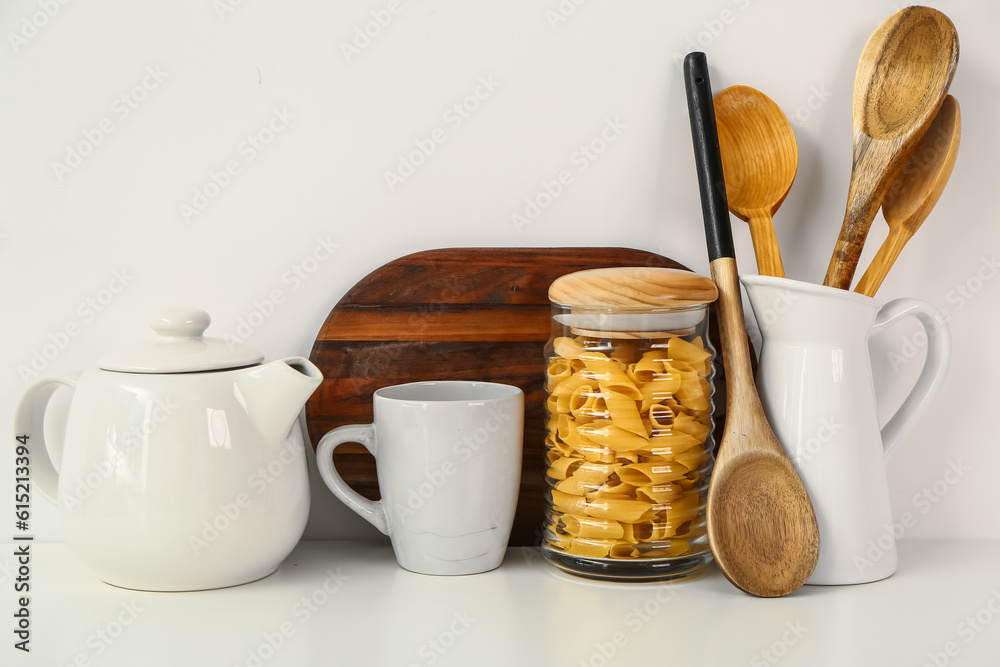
823,6 -> 959,289
714,85 -> 798,278
684,53 -> 819,598
855,95 -> 961,297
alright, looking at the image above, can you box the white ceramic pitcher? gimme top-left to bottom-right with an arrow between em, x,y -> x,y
741,276 -> 950,585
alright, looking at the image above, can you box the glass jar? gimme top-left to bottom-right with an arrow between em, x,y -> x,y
541,267 -> 719,582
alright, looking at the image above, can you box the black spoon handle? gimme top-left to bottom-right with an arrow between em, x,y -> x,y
683,52 -> 734,262
683,50 -> 756,426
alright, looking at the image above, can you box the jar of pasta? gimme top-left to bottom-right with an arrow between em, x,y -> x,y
541,266 -> 719,582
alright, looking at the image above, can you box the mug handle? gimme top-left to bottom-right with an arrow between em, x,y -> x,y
871,299 -> 951,457
12,373 -> 81,503
316,424 -> 389,535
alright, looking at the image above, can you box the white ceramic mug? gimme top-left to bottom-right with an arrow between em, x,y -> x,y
742,275 -> 950,585
317,381 -> 524,575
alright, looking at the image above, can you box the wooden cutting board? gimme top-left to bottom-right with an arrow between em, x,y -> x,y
306,247 -> 709,546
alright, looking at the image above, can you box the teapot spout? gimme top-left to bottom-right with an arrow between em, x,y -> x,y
236,357 -> 323,444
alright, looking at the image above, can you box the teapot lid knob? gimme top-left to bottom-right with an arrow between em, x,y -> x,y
150,309 -> 211,339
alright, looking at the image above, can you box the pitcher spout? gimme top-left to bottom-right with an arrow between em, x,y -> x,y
236,357 -> 323,444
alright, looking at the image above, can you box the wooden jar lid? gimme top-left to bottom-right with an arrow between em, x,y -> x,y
548,267 -> 718,308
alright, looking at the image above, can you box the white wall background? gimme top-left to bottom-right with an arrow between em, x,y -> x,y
1,0 -> 997,542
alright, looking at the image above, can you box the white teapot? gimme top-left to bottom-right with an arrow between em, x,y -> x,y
14,308 -> 323,591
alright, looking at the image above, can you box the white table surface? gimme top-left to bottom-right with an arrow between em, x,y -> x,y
8,540 -> 1000,667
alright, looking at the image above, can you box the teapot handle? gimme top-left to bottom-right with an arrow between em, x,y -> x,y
871,299 -> 951,457
316,424 -> 389,536
13,373 -> 81,503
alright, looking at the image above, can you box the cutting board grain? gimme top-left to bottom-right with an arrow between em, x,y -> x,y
306,247 -> 707,547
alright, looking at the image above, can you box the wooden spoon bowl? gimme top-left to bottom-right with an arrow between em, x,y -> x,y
709,451 -> 819,596
715,85 -> 798,278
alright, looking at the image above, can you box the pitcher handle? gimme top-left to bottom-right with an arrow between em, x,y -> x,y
871,299 -> 951,457
316,424 -> 389,536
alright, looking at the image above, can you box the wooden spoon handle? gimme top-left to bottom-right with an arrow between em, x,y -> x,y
748,211 -> 785,278
854,227 -> 909,297
709,256 -> 758,411
823,144 -> 893,290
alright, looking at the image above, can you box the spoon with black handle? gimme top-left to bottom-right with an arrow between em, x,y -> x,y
683,52 -> 819,597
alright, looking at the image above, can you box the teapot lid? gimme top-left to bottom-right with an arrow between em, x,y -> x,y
98,309 -> 264,373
